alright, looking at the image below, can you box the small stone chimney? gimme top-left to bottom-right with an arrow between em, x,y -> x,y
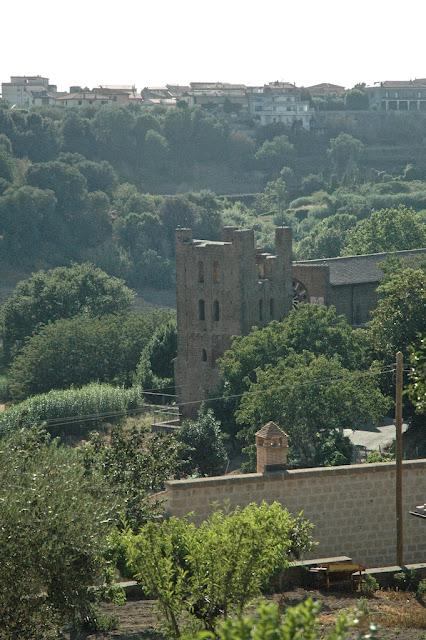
255,422 -> 289,474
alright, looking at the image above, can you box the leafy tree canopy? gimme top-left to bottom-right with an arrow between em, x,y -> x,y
1,263 -> 134,362
342,206 -> 426,255
7,309 -> 173,400
409,336 -> 426,415
236,353 -> 391,467
220,304 -> 367,396
177,408 -> 229,477
368,265 -> 426,362
0,427 -> 117,639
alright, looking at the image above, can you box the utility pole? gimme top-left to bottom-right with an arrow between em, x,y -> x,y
395,351 -> 404,567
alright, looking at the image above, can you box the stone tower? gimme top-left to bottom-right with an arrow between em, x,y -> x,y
255,421 -> 289,473
174,226 -> 293,416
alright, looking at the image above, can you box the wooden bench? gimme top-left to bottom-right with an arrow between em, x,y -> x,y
309,561 -> 366,591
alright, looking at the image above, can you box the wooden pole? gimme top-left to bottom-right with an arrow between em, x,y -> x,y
395,351 -> 404,567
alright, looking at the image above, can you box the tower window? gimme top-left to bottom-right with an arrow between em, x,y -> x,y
213,260 -> 220,283
259,299 -> 263,322
198,261 -> 204,283
198,299 -> 205,321
213,300 -> 220,321
201,348 -> 207,362
270,298 -> 274,318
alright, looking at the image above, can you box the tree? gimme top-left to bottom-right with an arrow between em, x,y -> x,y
26,160 -> 87,214
122,502 -> 313,637
0,185 -> 57,263
7,309 -> 172,399
83,423 -> 183,530
236,354 -> 390,467
177,408 -> 228,476
135,320 -> 177,392
327,133 -> 364,181
75,159 -> 118,194
0,148 -> 14,181
255,135 -> 295,174
0,427 -> 118,639
143,129 -> 170,175
220,304 -> 367,396
345,87 -> 369,110
408,337 -> 426,415
1,263 -> 134,362
255,176 -> 288,221
342,206 -> 426,255
297,213 -> 357,259
203,600 -> 377,640
368,266 -> 426,362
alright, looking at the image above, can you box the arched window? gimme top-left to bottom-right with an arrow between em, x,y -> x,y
198,261 -> 204,283
213,260 -> 219,283
201,348 -> 207,362
270,298 -> 274,319
213,300 -> 220,321
259,299 -> 263,322
198,299 -> 205,321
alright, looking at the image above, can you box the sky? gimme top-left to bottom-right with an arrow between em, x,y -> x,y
2,0 -> 426,92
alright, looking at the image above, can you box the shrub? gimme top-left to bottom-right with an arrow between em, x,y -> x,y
393,569 -> 420,591
0,383 -> 144,437
366,451 -> 394,463
123,501 -> 313,637
360,574 -> 379,596
0,374 -> 8,402
417,579 -> 426,600
0,427 -> 121,639
177,408 -> 229,477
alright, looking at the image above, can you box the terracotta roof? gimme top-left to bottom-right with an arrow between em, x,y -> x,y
255,421 -> 288,439
294,248 -> 426,286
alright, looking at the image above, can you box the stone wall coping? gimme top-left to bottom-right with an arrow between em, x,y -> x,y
165,459 -> 426,490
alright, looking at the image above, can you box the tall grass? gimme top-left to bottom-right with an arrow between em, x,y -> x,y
0,383 -> 144,437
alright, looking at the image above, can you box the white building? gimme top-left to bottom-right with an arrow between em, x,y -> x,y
1,76 -> 58,107
247,82 -> 314,129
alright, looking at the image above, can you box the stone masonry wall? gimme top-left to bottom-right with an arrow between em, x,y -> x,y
164,460 -> 426,567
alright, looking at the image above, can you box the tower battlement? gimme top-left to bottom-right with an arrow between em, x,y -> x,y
175,226 -> 293,416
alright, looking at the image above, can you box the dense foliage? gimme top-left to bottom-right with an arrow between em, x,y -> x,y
177,408 -> 229,476
7,309 -> 173,399
236,353 -> 390,468
123,501 -> 313,637
1,263 -> 134,363
83,423 -> 184,530
0,427 -> 119,639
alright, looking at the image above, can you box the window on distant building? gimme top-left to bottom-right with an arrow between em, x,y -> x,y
213,260 -> 219,283
259,299 -> 263,321
270,298 -> 274,318
198,261 -> 204,283
202,348 -> 207,362
213,300 -> 220,321
198,299 -> 205,321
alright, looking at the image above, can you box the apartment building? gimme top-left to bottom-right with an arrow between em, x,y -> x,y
247,82 -> 314,129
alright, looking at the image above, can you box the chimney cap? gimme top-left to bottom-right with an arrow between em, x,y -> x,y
255,421 -> 288,440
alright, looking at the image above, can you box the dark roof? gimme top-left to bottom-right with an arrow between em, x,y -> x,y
379,80 -> 426,88
255,421 -> 288,439
293,248 -> 426,286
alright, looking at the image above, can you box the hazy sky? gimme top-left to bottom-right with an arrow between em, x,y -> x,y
2,0 -> 426,91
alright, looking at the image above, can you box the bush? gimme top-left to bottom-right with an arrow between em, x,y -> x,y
123,502 -> 313,636
393,569 -> 420,591
177,408 -> 229,476
0,383 -> 144,437
0,427 -> 120,639
360,574 -> 379,596
417,579 -> 426,600
7,310 -> 172,400
0,374 -> 8,402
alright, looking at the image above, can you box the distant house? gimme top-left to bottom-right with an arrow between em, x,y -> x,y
366,80 -> 426,111
306,83 -> 346,97
56,85 -> 139,107
1,76 -> 58,107
293,247 -> 426,325
186,82 -> 248,111
247,81 -> 314,129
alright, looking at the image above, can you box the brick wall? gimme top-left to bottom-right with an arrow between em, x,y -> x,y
164,460 -> 426,567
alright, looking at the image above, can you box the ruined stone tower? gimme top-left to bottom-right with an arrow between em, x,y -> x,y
174,226 -> 293,416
